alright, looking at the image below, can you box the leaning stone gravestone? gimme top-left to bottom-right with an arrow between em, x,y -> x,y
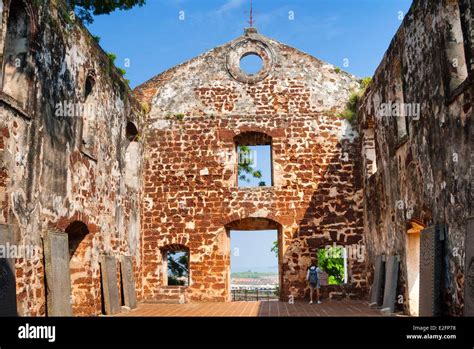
464,217 -> 474,316
43,231 -> 73,316
319,271 -> 329,286
0,224 -> 17,316
419,225 -> 444,316
120,255 -> 137,309
100,255 -> 121,315
369,254 -> 385,307
381,255 -> 399,315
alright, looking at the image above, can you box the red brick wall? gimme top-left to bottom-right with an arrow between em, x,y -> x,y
137,30 -> 366,302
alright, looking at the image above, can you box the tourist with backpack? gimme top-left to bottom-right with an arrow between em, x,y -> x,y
306,260 -> 322,304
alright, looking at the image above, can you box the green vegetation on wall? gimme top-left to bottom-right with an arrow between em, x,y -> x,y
338,77 -> 372,124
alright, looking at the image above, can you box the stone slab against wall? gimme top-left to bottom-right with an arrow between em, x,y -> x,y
120,256 -> 137,309
419,225 -> 444,316
464,217 -> 474,316
43,231 -> 73,316
381,255 -> 399,314
369,254 -> 385,307
0,224 -> 17,316
100,255 -> 120,315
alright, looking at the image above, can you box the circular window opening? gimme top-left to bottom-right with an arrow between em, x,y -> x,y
239,53 -> 263,75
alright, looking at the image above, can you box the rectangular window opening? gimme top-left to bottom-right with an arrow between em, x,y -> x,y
237,144 -> 273,187
166,250 -> 190,286
317,246 -> 347,285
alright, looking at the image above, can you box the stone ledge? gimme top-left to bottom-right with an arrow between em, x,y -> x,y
446,73 -> 473,105
0,92 -> 30,120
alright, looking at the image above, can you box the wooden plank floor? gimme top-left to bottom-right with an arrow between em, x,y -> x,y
118,299 -> 381,317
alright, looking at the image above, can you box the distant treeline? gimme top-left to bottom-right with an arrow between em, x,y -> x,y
231,271 -> 278,279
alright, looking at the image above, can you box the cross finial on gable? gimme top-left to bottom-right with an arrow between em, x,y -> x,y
248,0 -> 254,28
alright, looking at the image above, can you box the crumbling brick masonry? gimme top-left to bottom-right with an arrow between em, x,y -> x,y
135,28 -> 367,302
0,0 -> 143,316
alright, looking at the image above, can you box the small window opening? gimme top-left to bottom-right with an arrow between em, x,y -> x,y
240,53 -> 263,75
393,79 -> 408,141
66,221 -> 89,260
317,245 -> 347,285
81,73 -> 98,158
164,248 -> 189,286
85,75 -> 95,99
235,132 -> 273,188
363,128 -> 378,177
126,121 -> 139,142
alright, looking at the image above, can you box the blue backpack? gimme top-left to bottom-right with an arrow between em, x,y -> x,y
309,266 -> 319,284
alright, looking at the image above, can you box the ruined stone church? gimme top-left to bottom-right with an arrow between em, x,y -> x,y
0,0 -> 472,317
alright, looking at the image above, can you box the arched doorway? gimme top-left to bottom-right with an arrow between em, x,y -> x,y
225,217 -> 283,301
65,221 -> 93,315
406,219 -> 424,316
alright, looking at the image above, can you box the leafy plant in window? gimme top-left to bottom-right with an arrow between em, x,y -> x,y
318,247 -> 345,285
167,251 -> 189,286
237,145 -> 265,185
271,240 -> 278,258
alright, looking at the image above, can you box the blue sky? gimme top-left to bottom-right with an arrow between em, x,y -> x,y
86,0 -> 412,273
237,145 -> 272,187
234,146 -> 275,273
230,230 -> 278,273
87,0 -> 413,88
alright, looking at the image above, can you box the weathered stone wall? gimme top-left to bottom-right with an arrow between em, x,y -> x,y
359,0 -> 473,316
0,0 -> 143,316
7,0 -> 472,317
136,28 -> 366,302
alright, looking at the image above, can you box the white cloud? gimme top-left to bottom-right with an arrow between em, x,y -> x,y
216,0 -> 246,15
